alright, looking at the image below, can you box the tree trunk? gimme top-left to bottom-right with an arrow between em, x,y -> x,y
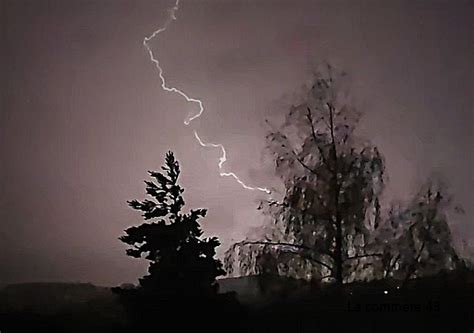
334,216 -> 343,285
328,102 -> 343,286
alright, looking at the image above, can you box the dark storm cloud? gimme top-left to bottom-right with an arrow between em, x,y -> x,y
1,0 -> 472,285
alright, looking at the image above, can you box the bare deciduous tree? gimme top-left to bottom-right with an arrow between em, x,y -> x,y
225,64 -> 465,287
225,65 -> 385,285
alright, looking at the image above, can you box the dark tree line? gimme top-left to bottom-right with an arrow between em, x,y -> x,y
113,66 -> 467,327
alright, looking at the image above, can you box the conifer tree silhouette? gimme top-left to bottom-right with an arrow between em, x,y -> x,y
117,152 -> 225,300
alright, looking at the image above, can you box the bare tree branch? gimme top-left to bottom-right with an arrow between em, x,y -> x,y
306,107 -> 331,171
286,250 -> 334,272
233,240 -> 313,251
292,150 -> 320,176
233,240 -> 334,272
346,253 -> 383,260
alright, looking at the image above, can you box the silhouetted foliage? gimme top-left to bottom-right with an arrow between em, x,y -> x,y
1,272 -> 472,332
375,180 -> 465,284
113,152 -> 230,325
225,64 -> 464,287
226,65 -> 385,285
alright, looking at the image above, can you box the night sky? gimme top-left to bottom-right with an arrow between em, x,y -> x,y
1,0 -> 472,286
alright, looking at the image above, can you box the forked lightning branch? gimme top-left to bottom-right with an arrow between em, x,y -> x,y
143,0 -> 271,195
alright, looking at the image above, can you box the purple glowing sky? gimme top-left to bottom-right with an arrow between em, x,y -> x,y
1,0 -> 472,285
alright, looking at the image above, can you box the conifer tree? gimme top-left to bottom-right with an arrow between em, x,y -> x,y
118,152 -> 225,298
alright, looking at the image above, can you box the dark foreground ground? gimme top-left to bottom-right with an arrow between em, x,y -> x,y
0,271 -> 472,332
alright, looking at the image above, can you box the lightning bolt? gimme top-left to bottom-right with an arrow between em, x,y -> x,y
144,0 -> 271,195
193,132 -> 271,193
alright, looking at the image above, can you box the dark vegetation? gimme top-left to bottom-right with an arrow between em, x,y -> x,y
0,283 -> 127,332
225,65 -> 465,286
1,272 -> 472,332
111,151 -> 242,329
0,65 -> 472,332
